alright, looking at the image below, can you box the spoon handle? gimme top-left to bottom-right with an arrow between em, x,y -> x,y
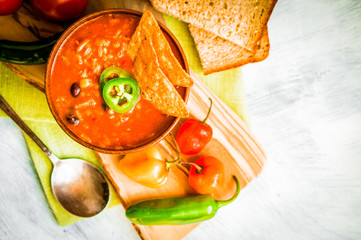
0,94 -> 59,163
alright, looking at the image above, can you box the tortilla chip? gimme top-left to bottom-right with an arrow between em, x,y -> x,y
132,37 -> 189,118
128,10 -> 193,87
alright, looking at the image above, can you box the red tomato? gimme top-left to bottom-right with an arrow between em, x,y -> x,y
30,0 -> 88,21
0,0 -> 23,16
188,156 -> 225,194
176,119 -> 213,155
176,99 -> 213,155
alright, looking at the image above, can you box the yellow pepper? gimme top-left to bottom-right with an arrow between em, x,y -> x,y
118,146 -> 177,188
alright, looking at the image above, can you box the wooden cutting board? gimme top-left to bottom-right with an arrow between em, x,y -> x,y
0,1 -> 266,239
97,71 -> 266,239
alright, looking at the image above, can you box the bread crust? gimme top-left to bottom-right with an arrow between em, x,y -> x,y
189,25 -> 270,75
150,0 -> 277,52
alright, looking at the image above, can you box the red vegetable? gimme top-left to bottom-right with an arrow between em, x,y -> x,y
188,156 -> 225,194
0,0 -> 23,16
30,0 -> 88,21
176,98 -> 213,155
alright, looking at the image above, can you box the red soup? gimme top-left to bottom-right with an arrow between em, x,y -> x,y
48,13 -> 185,150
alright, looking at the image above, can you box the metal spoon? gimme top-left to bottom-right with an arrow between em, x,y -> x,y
0,94 -> 110,218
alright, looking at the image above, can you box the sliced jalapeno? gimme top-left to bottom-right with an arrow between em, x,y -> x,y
102,78 -> 140,113
99,66 -> 132,91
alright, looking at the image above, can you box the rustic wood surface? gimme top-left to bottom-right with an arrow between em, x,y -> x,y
1,0 -> 361,239
0,0 -> 265,239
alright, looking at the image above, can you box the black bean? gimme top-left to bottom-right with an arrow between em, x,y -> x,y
102,103 -> 110,111
66,114 -> 79,125
70,83 -> 81,97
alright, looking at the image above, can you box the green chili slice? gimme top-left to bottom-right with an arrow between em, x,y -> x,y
102,78 -> 140,113
99,66 -> 132,91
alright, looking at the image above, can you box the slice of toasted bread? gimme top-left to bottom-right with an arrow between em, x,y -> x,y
127,10 -> 193,87
189,24 -> 270,75
150,0 -> 277,52
132,36 -> 189,118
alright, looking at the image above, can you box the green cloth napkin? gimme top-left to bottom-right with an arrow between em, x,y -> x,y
0,64 -> 121,226
0,15 -> 248,226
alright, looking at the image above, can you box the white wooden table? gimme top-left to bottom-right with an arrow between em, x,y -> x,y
1,0 -> 361,239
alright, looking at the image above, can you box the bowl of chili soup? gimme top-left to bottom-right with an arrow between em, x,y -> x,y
45,9 -> 190,154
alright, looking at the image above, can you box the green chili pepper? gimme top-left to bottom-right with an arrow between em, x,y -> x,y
125,176 -> 240,225
102,78 -> 140,113
99,66 -> 132,91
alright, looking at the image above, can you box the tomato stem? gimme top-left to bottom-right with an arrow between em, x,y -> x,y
170,133 -> 182,158
180,162 -> 203,174
165,133 -> 182,170
166,159 -> 178,169
200,98 -> 212,124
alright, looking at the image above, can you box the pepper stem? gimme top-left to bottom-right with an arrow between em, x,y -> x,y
180,162 -> 203,174
166,158 -> 180,170
200,98 -> 213,124
215,176 -> 240,210
165,133 -> 182,170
